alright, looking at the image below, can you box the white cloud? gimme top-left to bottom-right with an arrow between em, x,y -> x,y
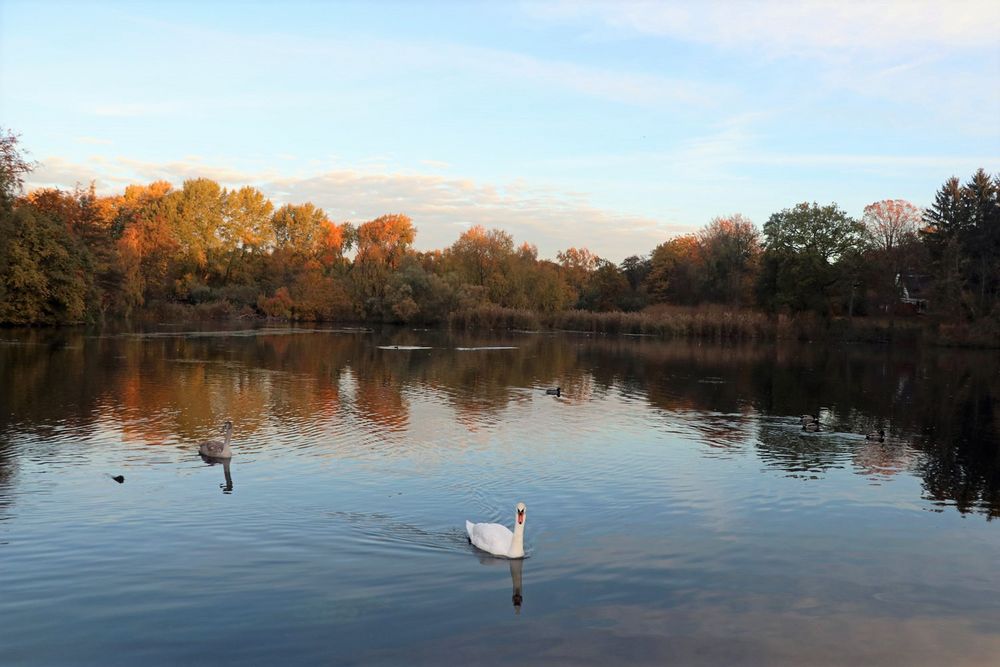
27,156 -> 684,261
525,0 -> 1000,136
527,0 -> 1000,56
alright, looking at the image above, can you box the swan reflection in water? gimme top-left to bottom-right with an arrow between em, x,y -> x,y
478,555 -> 524,614
199,454 -> 233,494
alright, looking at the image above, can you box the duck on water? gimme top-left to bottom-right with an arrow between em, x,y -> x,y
802,414 -> 820,432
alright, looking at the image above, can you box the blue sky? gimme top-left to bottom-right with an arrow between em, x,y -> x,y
2,0 -> 998,260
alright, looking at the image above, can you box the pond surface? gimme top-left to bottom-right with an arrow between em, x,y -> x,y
1,325 -> 998,666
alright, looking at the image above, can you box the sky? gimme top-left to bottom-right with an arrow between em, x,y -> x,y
1,0 -> 998,261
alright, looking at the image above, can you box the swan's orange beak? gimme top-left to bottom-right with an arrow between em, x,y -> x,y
517,510 -> 524,525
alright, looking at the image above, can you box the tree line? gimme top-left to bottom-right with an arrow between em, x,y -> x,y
1,129 -> 998,327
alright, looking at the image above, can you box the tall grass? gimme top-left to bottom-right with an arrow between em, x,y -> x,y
447,305 -> 541,331
546,307 -> 773,340
446,303 -> 996,346
143,299 -> 997,348
449,304 -> 773,340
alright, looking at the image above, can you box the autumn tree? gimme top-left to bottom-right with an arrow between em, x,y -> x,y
557,246 -> 600,307
580,260 -> 629,311
444,225 -> 516,304
863,199 -> 922,257
114,182 -> 178,308
528,260 -> 576,313
0,128 -> 36,211
646,235 -> 703,305
352,214 -> 416,317
697,214 -> 760,305
288,259 -> 354,321
502,243 -> 575,313
861,199 -> 925,311
272,202 -> 330,257
170,178 -> 226,281
221,186 -> 274,283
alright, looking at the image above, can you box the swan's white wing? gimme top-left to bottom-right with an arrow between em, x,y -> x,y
467,521 -> 514,557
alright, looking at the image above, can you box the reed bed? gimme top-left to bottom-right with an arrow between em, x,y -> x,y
445,304 -> 995,346
447,305 -> 541,332
449,305 -> 773,340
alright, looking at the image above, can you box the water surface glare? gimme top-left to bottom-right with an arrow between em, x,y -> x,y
1,326 -> 998,666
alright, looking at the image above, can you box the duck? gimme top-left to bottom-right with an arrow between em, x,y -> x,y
866,428 -> 885,442
802,418 -> 820,432
545,387 -> 561,397
801,414 -> 817,424
466,502 -> 527,559
198,420 -> 234,459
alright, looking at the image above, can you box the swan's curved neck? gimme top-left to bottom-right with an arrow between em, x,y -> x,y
508,520 -> 525,558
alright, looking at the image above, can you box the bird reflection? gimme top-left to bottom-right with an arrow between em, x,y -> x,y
510,557 -> 524,614
199,454 -> 234,494
478,555 -> 525,614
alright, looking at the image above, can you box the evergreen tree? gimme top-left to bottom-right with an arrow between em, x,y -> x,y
922,170 -> 1000,317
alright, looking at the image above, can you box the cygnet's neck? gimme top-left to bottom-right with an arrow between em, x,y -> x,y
222,429 -> 232,455
508,520 -> 525,558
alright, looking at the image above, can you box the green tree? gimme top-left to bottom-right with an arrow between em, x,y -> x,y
580,260 -> 629,311
0,134 -> 93,324
27,185 -> 122,318
759,202 -> 865,314
619,254 -> 651,311
0,206 -> 90,324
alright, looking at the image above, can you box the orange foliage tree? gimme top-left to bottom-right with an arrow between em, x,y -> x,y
353,214 -> 416,315
647,235 -> 703,305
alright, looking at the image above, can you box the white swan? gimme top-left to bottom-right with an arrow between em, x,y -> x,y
466,502 -> 526,559
199,420 -> 233,459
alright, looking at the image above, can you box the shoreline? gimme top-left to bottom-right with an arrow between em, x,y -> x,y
5,302 -> 998,349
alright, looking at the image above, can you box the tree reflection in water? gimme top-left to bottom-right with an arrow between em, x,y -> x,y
0,325 -> 996,517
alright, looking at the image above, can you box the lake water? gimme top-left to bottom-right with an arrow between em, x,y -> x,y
1,325 -> 998,666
